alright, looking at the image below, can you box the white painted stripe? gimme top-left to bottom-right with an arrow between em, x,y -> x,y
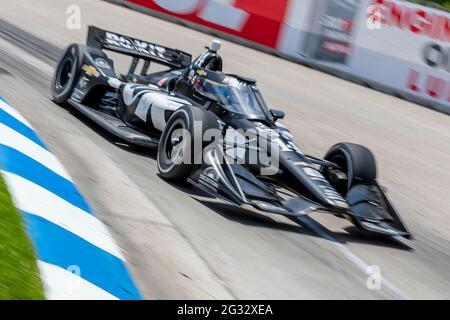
2,171 -> 125,261
0,99 -> 33,128
38,261 -> 118,300
0,123 -> 72,182
297,216 -> 409,300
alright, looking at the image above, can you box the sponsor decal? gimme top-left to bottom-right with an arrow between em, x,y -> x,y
252,200 -> 287,214
302,167 -> 348,205
79,76 -> 90,89
223,76 -> 240,87
303,167 -> 326,180
157,77 -> 168,87
367,3 -> 382,30
95,58 -> 111,70
254,122 -> 302,154
301,0 -> 362,64
406,68 -> 450,102
82,65 -> 100,77
105,31 -> 167,58
199,167 -> 219,192
188,69 -> 195,81
127,0 -> 290,48
71,90 -> 82,103
372,0 -> 450,42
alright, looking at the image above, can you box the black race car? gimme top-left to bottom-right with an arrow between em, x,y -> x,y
51,26 -> 410,238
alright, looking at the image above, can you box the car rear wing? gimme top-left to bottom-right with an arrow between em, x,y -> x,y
87,26 -> 192,70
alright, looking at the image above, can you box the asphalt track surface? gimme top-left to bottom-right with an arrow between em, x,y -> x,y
1,0 -> 449,299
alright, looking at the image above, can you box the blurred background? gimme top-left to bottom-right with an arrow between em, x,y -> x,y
0,0 -> 449,299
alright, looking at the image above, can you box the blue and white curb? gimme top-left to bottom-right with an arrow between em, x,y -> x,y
0,97 -> 141,300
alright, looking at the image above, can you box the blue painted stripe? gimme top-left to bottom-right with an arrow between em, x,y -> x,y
0,144 -> 92,214
24,212 -> 142,300
0,96 -> 10,104
0,108 -> 48,150
0,98 -> 141,299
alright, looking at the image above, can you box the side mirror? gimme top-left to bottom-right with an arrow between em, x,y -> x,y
270,109 -> 285,122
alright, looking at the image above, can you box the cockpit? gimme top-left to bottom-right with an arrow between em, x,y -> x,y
192,72 -> 267,118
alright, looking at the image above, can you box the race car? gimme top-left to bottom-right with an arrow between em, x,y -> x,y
51,26 -> 410,238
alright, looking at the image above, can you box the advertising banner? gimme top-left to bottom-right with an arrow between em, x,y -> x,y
113,0 -> 450,112
126,0 -> 290,48
301,0 -> 362,65
280,0 -> 450,111
352,0 -> 450,108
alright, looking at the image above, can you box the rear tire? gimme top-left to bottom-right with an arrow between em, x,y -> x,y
322,142 -> 377,194
157,106 -> 219,181
51,44 -> 86,104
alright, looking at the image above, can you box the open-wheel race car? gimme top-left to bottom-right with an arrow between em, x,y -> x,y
51,26 -> 410,238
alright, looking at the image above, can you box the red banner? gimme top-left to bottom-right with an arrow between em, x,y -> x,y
128,0 -> 290,48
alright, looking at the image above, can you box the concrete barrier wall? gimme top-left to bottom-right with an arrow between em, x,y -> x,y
279,0 -> 450,113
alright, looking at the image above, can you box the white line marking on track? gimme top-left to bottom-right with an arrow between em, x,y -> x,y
0,123 -> 72,181
0,98 -> 33,128
2,171 -> 125,261
297,216 -> 409,300
38,261 -> 118,300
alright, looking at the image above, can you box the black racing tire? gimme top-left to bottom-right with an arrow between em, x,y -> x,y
157,106 -> 219,181
322,142 -> 377,193
51,44 -> 86,104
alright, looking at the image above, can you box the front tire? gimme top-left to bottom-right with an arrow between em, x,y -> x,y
321,142 -> 377,195
157,106 -> 219,181
51,44 -> 86,104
